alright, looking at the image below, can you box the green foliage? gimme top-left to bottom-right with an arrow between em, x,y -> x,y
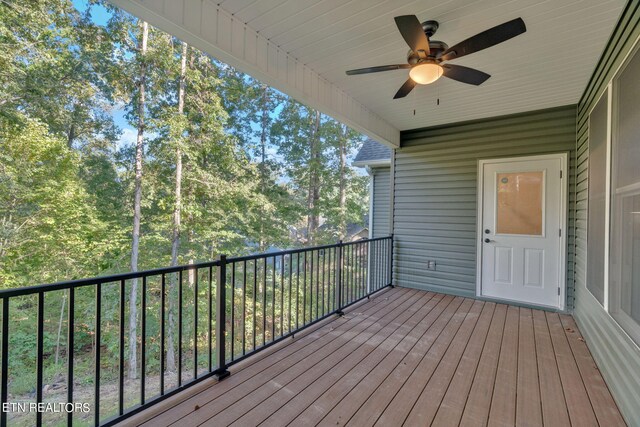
0,0 -> 370,418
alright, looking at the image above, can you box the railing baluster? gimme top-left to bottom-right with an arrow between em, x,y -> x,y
296,253 -> 300,330
384,239 -> 388,287
272,257 -> 276,341
315,250 -> 320,318
141,276 -> 146,404
382,239 -> 387,288
95,283 -> 101,426
349,245 -> 352,302
379,239 -> 383,288
361,243 -> 365,297
1,298 -> 9,427
355,243 -> 360,298
215,255 -> 229,379
208,266 -> 213,372
376,240 -> 380,290
359,243 -> 362,297
118,279 -> 126,415
355,244 -> 360,299
242,260 -> 247,356
36,292 -> 44,426
389,235 -> 394,286
288,255 -> 292,334
252,260 -> 257,351
309,250 -> 312,321
67,288 -> 74,426
160,275 -> 165,396
322,250 -> 327,316
336,241 -> 343,314
230,262 -> 235,361
193,268 -> 198,380
327,249 -> 332,312
178,270 -> 182,386
335,247 -> 339,309
303,251 -> 307,325
280,255 -> 285,337
262,257 -> 267,346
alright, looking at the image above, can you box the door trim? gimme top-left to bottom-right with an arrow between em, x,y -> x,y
475,153 -> 568,310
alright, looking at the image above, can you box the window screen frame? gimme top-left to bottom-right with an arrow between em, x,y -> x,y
608,40 -> 640,345
586,85 -> 612,307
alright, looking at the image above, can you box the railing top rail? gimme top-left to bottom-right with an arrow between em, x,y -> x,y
0,236 -> 392,299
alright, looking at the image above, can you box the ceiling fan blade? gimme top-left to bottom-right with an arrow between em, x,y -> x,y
393,78 -> 417,99
442,64 -> 491,85
394,15 -> 430,56
439,17 -> 526,61
346,64 -> 411,75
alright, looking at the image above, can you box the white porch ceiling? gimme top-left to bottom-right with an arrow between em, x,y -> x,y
110,0 -> 624,146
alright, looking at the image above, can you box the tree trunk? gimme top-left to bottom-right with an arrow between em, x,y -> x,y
306,110 -> 321,246
129,20 -> 148,381
259,85 -> 269,252
166,41 -> 188,373
338,125 -> 347,239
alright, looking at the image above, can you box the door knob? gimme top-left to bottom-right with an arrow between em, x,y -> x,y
484,238 -> 492,243
484,229 -> 491,234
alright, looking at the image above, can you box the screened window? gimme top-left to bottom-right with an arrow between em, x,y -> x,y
587,91 -> 608,305
610,44 -> 640,341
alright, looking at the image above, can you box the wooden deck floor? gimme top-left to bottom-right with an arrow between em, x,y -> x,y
121,287 -> 626,427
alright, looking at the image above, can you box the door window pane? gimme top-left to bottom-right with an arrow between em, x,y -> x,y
587,93 -> 608,305
496,172 -> 543,235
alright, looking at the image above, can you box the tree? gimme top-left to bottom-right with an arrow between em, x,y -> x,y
128,19 -> 148,381
166,41 -> 188,373
0,0 -> 119,148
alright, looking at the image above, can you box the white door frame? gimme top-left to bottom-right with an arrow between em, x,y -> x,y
476,153 -> 569,310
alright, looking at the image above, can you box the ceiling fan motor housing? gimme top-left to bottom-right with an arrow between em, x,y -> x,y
407,40 -> 449,64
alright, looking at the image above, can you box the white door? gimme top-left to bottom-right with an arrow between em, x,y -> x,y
478,154 -> 566,309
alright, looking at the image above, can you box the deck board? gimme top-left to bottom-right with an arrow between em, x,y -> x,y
532,309 -> 571,427
121,288 -> 626,427
516,308 -> 543,427
488,305 -> 519,427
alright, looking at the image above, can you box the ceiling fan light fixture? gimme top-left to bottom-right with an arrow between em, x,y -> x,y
409,62 -> 443,84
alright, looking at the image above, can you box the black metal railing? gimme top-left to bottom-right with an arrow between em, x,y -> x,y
0,235 -> 393,426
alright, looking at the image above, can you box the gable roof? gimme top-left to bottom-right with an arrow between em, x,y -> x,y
353,139 -> 391,167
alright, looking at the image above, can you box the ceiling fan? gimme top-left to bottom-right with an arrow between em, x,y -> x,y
345,16 -> 526,99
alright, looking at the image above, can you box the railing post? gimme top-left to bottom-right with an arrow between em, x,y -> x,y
215,255 -> 230,380
389,235 -> 394,288
336,240 -> 344,316
1,298 -> 8,427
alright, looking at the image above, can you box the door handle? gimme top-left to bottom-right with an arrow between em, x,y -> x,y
484,238 -> 493,243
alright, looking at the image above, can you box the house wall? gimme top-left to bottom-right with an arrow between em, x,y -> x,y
394,106 -> 577,306
574,1 -> 640,423
371,167 -> 391,238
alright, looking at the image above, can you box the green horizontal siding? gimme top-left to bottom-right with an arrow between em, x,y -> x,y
371,167 -> 390,238
394,106 -> 577,305
574,1 -> 640,424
